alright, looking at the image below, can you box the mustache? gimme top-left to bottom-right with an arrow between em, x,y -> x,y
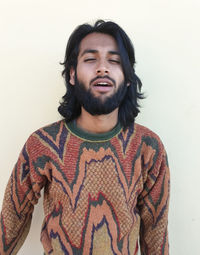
89,75 -> 116,86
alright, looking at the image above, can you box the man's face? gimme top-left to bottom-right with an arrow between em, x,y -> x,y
70,32 -> 127,115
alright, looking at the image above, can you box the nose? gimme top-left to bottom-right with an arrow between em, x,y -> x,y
96,60 -> 109,75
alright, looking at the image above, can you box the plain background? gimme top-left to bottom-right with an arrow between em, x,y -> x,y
0,0 -> 200,254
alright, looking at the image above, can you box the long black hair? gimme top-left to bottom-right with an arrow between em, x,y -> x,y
58,20 -> 144,129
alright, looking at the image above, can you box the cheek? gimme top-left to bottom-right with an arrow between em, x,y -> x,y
76,67 -> 94,86
117,70 -> 125,83
110,66 -> 124,80
76,67 -> 85,81
77,64 -> 93,79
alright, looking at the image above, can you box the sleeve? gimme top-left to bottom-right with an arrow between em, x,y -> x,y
0,135 -> 47,255
138,140 -> 170,255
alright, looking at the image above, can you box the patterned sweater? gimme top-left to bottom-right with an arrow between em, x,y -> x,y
0,120 -> 170,255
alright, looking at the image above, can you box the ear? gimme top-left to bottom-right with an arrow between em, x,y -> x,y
69,68 -> 75,85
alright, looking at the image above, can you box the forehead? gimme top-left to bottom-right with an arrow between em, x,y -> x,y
78,33 -> 118,54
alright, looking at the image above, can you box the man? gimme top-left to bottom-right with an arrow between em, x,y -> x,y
0,20 -> 170,254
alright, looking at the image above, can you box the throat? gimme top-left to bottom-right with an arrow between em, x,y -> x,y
76,107 -> 119,134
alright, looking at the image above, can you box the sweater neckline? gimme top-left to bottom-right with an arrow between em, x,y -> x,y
65,120 -> 122,142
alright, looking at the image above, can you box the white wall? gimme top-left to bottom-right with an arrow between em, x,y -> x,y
0,0 -> 199,254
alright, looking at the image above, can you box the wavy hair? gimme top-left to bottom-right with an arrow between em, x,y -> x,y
58,20 -> 144,129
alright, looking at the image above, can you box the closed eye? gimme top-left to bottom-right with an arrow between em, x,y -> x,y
84,58 -> 96,62
109,59 -> 120,64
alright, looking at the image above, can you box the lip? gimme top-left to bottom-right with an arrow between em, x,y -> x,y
91,78 -> 114,87
92,85 -> 113,93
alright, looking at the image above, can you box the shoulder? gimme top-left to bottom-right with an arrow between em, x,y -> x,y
132,123 -> 168,167
32,119 -> 65,135
134,123 -> 161,138
130,122 -> 166,153
25,119 -> 66,149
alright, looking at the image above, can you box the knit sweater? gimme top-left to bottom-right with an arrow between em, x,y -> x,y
0,120 -> 170,255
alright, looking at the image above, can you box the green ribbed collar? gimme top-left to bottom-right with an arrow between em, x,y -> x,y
65,120 -> 122,142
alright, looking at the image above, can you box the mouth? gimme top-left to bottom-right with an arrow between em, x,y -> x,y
91,78 -> 114,93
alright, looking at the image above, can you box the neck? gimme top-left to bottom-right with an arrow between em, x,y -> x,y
76,107 -> 119,134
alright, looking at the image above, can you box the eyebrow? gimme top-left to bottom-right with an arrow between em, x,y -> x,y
80,49 -> 120,57
108,50 -> 120,56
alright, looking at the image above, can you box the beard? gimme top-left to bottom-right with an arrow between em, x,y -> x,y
73,75 -> 127,116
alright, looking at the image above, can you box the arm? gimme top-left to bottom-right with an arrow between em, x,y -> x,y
138,141 -> 170,255
0,136 -> 46,255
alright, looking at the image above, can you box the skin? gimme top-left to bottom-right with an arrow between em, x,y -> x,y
70,32 -> 126,134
